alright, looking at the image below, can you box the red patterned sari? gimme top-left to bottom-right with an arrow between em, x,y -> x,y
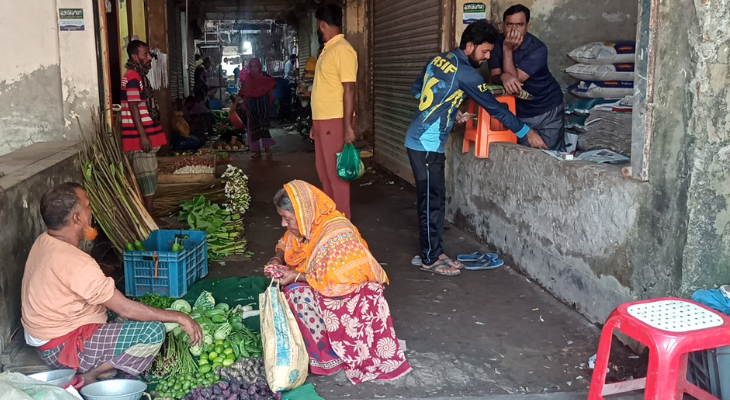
276,181 -> 411,384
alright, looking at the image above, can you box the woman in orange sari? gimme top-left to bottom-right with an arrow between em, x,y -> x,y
265,180 -> 411,384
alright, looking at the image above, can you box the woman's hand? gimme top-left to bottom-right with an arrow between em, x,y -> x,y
264,265 -> 284,279
266,256 -> 283,266
277,268 -> 299,286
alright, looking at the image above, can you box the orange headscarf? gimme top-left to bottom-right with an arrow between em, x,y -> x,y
276,180 -> 388,297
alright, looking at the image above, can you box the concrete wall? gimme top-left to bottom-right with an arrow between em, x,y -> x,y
489,0 -> 639,88
446,0 -> 730,324
0,0 -> 100,157
0,142 -> 83,354
344,0 -> 374,141
666,0 -> 730,294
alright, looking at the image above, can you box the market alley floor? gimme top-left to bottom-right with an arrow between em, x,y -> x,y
205,127 -> 611,400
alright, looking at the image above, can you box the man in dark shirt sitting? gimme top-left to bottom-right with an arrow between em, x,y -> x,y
489,4 -> 565,150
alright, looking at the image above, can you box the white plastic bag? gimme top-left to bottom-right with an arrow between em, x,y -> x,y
0,372 -> 79,400
260,281 -> 308,392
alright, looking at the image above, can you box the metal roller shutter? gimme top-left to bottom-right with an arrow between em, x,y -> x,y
373,0 -> 441,181
167,0 -> 183,100
187,23 -> 196,97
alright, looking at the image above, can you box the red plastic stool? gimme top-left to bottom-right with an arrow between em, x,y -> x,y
588,297 -> 730,400
462,95 -> 517,158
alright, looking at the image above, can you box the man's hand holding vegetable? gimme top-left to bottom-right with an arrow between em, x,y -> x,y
104,291 -> 203,346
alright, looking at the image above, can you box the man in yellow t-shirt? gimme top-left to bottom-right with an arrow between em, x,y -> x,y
310,3 -> 358,219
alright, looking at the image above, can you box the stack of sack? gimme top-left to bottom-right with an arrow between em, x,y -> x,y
563,42 -> 636,156
565,41 -> 636,98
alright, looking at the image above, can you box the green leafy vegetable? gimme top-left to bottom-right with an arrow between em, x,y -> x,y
137,293 -> 175,309
164,322 -> 179,332
214,323 -> 232,341
189,344 -> 203,357
179,196 -> 248,260
193,290 -> 216,310
170,299 -> 192,314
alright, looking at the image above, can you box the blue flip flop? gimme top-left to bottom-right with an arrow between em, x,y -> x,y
457,252 -> 499,263
464,258 -> 505,271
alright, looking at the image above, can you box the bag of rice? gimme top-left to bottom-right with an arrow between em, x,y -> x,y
565,63 -> 635,82
568,81 -> 634,99
568,41 -> 636,65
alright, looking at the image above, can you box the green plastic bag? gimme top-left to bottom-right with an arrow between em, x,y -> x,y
336,143 -> 365,182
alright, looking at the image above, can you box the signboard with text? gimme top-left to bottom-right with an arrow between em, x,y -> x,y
455,1 -> 489,47
59,8 -> 84,31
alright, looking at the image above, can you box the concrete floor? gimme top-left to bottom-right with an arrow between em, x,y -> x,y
206,128 -> 611,400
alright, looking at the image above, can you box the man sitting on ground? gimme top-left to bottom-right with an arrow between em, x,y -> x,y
21,183 -> 202,384
488,4 -> 565,150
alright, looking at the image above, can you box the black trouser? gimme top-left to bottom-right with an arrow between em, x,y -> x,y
407,148 -> 446,266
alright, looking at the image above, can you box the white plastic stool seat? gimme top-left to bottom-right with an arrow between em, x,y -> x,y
627,299 -> 724,333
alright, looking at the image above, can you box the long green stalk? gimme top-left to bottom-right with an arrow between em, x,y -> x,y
78,111 -> 159,252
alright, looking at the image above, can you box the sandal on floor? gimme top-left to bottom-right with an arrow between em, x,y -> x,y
457,252 -> 499,263
464,258 -> 505,271
420,262 -> 461,276
439,256 -> 464,270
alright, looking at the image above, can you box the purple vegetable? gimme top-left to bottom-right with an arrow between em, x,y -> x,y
220,382 -> 229,390
248,387 -> 257,396
273,393 -> 282,400
226,396 -> 238,400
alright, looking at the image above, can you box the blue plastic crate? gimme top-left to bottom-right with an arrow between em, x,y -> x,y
688,346 -> 730,400
123,230 -> 208,298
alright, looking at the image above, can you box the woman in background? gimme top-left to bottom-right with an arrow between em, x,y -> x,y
231,59 -> 276,159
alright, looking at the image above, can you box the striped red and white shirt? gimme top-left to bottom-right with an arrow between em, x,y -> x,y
121,69 -> 167,152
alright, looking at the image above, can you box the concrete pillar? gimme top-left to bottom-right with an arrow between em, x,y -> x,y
344,0 -> 373,143
57,0 -> 101,142
145,0 -> 172,139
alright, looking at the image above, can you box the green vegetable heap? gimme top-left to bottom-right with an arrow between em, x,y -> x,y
145,291 -> 264,400
179,196 -> 247,260
137,293 -> 176,309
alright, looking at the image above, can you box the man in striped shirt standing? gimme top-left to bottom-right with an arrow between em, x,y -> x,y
121,40 -> 167,215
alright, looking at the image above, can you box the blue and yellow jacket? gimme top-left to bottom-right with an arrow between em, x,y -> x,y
404,49 -> 529,153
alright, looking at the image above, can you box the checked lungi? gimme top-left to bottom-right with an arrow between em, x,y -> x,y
129,147 -> 160,197
38,321 -> 165,376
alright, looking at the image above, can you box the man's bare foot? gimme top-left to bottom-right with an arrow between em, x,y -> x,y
78,373 -> 96,385
79,362 -> 115,385
439,254 -> 463,269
